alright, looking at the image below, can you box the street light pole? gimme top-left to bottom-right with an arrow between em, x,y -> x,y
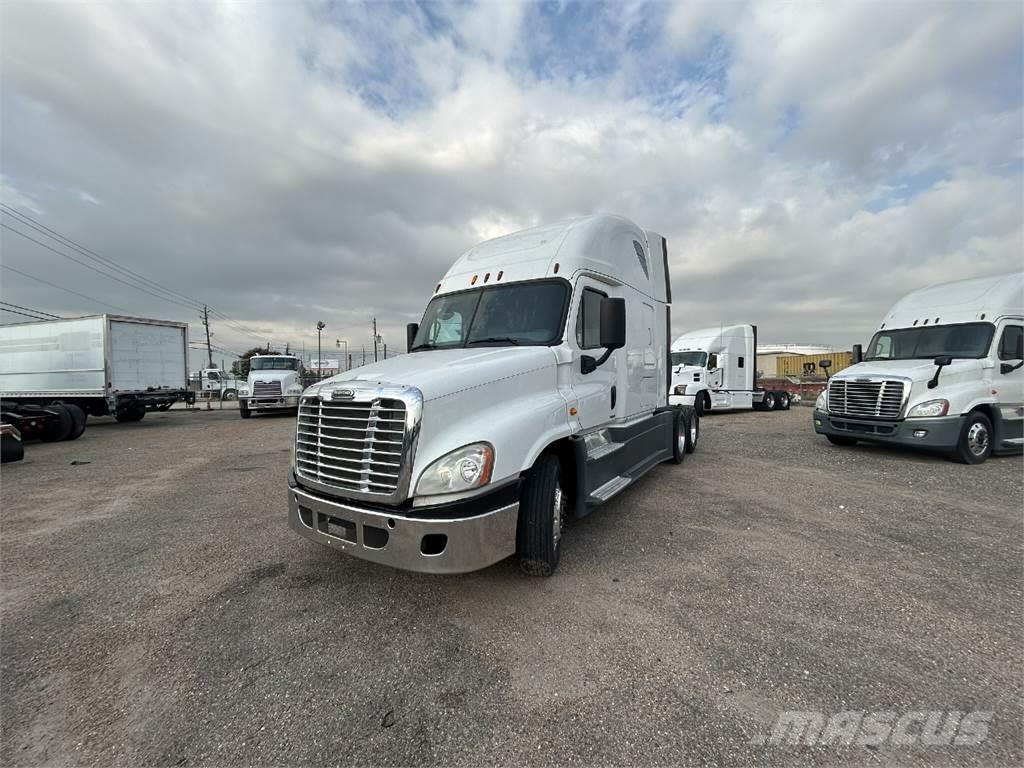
336,338 -> 349,370
316,321 -> 326,381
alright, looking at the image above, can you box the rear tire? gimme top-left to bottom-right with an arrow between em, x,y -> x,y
775,392 -> 790,410
683,405 -> 699,453
950,411 -> 992,464
826,434 -> 858,447
239,404 -> 252,419
1,433 -> 24,463
115,406 -> 146,423
517,454 -> 564,577
41,404 -> 73,442
669,410 -> 687,464
64,404 -> 87,440
761,392 -> 776,411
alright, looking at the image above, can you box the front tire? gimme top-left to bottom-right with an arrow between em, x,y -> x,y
517,454 -> 565,577
669,410 -> 687,464
239,403 -> 252,419
951,412 -> 992,464
695,392 -> 708,417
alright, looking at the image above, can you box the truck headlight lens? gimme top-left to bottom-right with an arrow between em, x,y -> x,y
286,386 -> 303,394
907,399 -> 949,418
239,386 -> 250,395
416,442 -> 494,496
815,391 -> 827,411
674,384 -> 687,395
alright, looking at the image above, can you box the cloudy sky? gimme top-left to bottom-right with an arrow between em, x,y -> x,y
2,0 -> 1021,369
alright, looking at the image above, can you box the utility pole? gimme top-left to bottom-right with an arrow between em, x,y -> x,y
372,317 -> 379,362
201,305 -> 214,369
383,342 -> 387,360
362,345 -> 366,365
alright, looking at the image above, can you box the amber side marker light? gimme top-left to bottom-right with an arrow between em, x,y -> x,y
471,274 -> 478,285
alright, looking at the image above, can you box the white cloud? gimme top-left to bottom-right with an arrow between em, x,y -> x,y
0,0 -> 1020,362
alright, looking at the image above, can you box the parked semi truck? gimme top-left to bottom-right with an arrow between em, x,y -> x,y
287,214 -> 699,575
0,315 -> 189,423
814,272 -> 1023,464
669,324 -> 793,414
190,368 -> 242,402
238,354 -> 303,418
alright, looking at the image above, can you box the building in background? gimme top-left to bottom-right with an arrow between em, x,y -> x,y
308,358 -> 340,378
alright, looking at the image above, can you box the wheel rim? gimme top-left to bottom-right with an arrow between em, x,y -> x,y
967,422 -> 989,456
677,427 -> 686,454
781,395 -> 789,406
689,419 -> 698,444
552,486 -> 565,548
766,395 -> 775,408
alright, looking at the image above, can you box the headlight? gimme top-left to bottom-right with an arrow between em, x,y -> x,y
239,387 -> 250,395
674,384 -> 687,395
286,385 -> 303,394
815,391 -> 827,411
907,399 -> 949,418
416,442 -> 494,496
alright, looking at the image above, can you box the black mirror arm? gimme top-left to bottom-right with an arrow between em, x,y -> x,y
581,347 -> 615,375
1001,360 -> 1024,375
927,364 -> 947,389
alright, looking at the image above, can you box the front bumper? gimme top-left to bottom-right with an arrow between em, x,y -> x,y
287,476 -> 519,574
240,396 -> 299,410
669,393 -> 696,407
813,410 -> 964,450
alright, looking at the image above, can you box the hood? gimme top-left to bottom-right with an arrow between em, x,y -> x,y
836,358 -> 986,385
311,347 -> 557,402
248,370 -> 298,383
671,364 -> 705,381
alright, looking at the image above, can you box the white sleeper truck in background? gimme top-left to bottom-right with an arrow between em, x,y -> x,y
814,273 -> 1024,464
286,214 -> 699,576
668,324 -> 792,415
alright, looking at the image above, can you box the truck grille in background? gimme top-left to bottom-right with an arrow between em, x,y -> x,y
253,380 -> 282,397
828,379 -> 905,419
295,398 -> 407,496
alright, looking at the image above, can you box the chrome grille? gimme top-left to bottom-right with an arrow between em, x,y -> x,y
828,378 -> 906,419
295,397 -> 407,496
253,380 -> 282,397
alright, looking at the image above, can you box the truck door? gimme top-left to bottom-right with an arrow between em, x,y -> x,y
570,280 -> 620,429
995,322 -> 1024,444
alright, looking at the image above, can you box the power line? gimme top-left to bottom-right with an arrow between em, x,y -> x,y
0,263 -> 132,313
0,300 -> 62,319
0,204 -> 207,312
1,307 -> 52,321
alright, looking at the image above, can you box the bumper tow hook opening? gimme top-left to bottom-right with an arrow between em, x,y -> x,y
421,534 -> 447,556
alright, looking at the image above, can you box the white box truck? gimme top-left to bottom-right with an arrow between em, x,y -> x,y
286,214 -> 699,575
814,272 -> 1024,463
668,324 -> 793,415
237,354 -> 304,418
0,315 -> 189,426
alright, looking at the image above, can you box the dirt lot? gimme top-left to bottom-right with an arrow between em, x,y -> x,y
2,407 -> 1021,766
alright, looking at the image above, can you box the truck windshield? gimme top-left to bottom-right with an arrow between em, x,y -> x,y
671,351 -> 707,367
250,358 -> 299,371
865,322 -> 995,360
411,280 -> 569,350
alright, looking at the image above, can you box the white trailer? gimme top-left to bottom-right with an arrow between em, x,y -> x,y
286,214 -> 699,576
668,324 -> 792,414
814,272 -> 1023,463
0,315 -> 189,423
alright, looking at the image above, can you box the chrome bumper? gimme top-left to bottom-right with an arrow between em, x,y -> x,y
240,396 -> 299,409
288,485 -> 519,574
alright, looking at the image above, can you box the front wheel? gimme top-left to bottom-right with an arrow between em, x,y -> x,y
826,434 -> 857,447
239,403 -> 252,419
669,410 -> 687,464
517,454 -> 565,577
951,412 -> 992,464
683,405 -> 699,453
222,389 -> 237,401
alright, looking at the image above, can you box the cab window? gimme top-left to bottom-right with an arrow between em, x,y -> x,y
999,325 -> 1023,360
575,288 -> 606,349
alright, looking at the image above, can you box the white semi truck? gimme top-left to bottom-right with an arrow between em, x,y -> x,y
286,214 -> 699,575
0,315 -> 189,424
238,354 -> 304,418
668,324 -> 793,415
814,272 -> 1023,464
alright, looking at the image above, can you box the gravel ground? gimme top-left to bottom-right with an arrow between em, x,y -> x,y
2,408 -> 1021,767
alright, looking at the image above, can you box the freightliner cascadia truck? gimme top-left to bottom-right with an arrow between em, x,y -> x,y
286,214 -> 699,575
814,272 -> 1023,464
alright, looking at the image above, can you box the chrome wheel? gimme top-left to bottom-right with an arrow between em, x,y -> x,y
552,485 -> 565,548
677,428 -> 687,455
689,419 -> 698,445
967,422 -> 990,456
764,393 -> 775,409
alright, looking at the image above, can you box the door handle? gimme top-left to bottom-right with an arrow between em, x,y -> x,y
610,385 -> 617,410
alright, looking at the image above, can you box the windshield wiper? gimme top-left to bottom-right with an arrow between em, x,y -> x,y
410,342 -> 438,352
468,336 -> 522,346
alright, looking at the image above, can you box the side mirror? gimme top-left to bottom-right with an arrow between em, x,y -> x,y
933,355 -> 952,367
406,323 -> 419,353
581,298 -> 626,374
599,298 -> 626,350
707,353 -> 718,370
852,344 -> 863,363
928,355 -> 952,389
